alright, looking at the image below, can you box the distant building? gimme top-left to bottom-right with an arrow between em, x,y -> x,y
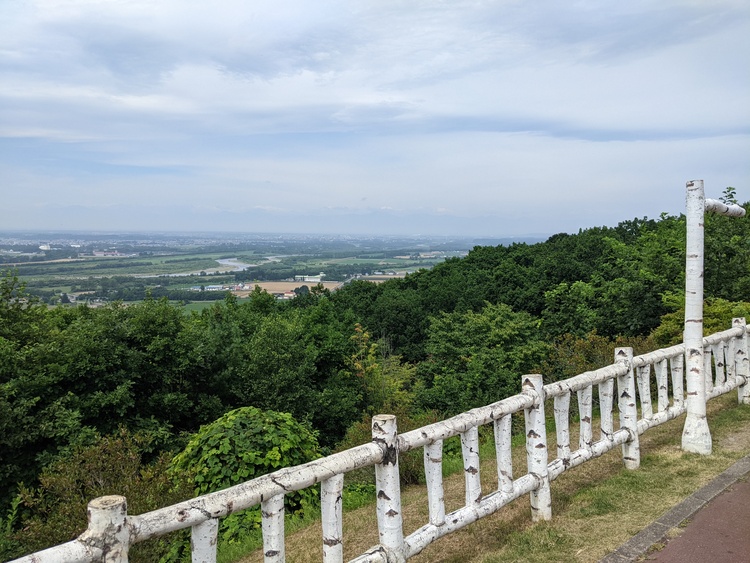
294,272 -> 325,283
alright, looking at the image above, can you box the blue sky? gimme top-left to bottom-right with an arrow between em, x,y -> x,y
1,1 -> 749,236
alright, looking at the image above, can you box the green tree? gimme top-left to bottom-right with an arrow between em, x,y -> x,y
416,302 -> 551,415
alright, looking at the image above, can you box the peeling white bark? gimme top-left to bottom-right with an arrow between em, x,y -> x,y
494,415 -> 513,495
615,347 -> 640,469
424,441 -> 445,526
191,518 -> 218,563
577,386 -> 593,450
734,318 -> 750,404
461,427 -> 481,506
372,415 -> 404,557
599,379 -> 615,441
523,374 -> 551,522
261,494 -> 285,563
683,179 -> 712,454
321,474 -> 344,562
636,365 -> 653,420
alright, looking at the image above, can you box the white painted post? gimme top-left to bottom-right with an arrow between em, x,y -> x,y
636,365 -> 653,419
683,179 -> 712,454
599,379 -> 615,441
494,416 -> 514,495
615,347 -> 640,469
461,427 -> 482,506
682,179 -> 746,454
82,496 -> 130,563
577,386 -> 593,449
424,441 -> 445,525
711,342 -> 726,387
734,318 -> 750,404
655,359 -> 669,413
261,494 -> 285,562
671,353 -> 685,409
372,414 -> 405,560
553,393 -> 571,464
523,374 -> 551,521
321,474 -> 344,562
191,518 -> 218,563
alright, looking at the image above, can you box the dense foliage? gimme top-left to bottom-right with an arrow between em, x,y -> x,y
1,200 -> 749,557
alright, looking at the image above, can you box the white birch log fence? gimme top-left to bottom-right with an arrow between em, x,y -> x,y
11,321 -> 750,563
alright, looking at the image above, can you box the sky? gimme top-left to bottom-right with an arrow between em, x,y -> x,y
1,1 -> 749,237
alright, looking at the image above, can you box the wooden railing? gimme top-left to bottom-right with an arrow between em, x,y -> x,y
11,319 -> 750,563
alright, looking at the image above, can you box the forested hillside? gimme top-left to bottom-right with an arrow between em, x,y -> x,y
2,200 -> 749,560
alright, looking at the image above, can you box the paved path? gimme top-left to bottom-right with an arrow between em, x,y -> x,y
600,454 -> 750,563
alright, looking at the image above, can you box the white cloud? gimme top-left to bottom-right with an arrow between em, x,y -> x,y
1,1 -> 748,235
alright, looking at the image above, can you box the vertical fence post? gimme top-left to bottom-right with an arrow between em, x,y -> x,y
615,347 -> 640,469
523,374 -> 551,521
461,427 -> 482,506
424,441 -> 446,526
734,318 -> 750,404
191,518 -> 218,563
682,180 -> 712,454
372,414 -> 405,560
321,474 -> 344,563
495,415 -> 514,495
261,494 -> 285,562
82,496 -> 130,563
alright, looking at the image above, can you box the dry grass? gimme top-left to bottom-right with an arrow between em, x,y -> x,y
236,394 -> 750,563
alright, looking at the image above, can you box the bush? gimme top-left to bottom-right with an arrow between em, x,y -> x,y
170,407 -> 321,545
6,429 -> 192,563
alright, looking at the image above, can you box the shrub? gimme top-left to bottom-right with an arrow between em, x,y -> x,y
7,428 -> 192,563
170,407 -> 321,545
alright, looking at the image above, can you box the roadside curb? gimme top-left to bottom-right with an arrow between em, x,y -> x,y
599,453 -> 750,562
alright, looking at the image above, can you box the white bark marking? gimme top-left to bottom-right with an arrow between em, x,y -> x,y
599,379 -> 615,441
372,414 -> 404,556
191,518 -> 218,563
321,474 -> 344,562
261,494 -> 285,563
523,374 -> 551,521
424,441 -> 445,526
615,347 -> 640,469
461,427 -> 481,506
494,415 -> 513,495
734,318 -> 750,404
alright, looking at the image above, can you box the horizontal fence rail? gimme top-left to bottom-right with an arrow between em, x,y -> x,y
11,320 -> 750,563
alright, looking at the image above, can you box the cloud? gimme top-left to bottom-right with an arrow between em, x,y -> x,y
1,1 -> 749,236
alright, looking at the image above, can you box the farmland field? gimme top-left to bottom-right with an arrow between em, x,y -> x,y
2,230 -> 534,305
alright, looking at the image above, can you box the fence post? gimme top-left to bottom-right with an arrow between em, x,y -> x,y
522,374 -> 551,521
80,496 -> 130,563
261,494 -> 285,562
734,318 -> 750,404
321,474 -> 345,562
191,518 -> 218,563
615,347 -> 640,469
372,414 -> 405,561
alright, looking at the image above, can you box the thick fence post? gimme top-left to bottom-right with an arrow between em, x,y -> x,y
191,518 -> 218,563
321,474 -> 344,562
261,494 -> 285,562
522,374 -> 551,521
682,179 -> 712,454
461,426 -> 482,506
81,496 -> 130,563
734,318 -> 750,404
615,347 -> 640,469
372,414 -> 405,561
